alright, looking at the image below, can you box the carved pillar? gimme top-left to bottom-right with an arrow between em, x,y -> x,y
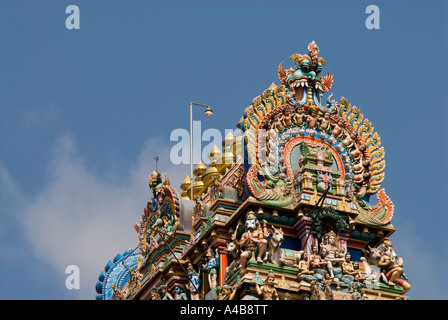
294,215 -> 316,256
219,247 -> 228,286
213,238 -> 229,287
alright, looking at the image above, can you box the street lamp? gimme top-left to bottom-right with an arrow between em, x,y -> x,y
190,102 -> 213,200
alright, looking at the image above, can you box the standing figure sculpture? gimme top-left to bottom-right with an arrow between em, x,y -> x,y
253,270 -> 278,300
202,247 -> 220,291
186,263 -> 202,300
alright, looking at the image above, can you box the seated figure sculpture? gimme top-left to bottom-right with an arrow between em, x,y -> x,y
297,251 -> 317,282
308,244 -> 328,281
320,231 -> 346,280
231,211 -> 269,271
378,238 -> 411,295
341,252 -> 366,286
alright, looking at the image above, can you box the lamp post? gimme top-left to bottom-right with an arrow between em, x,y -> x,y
190,102 -> 213,201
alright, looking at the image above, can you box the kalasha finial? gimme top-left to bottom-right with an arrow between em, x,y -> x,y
307,40 -> 320,68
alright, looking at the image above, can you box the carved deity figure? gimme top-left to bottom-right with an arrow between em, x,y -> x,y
353,160 -> 370,175
186,263 -> 202,300
342,252 -> 366,284
253,270 -> 278,300
342,130 -> 357,149
218,284 -> 239,300
331,119 -> 345,138
273,114 -> 284,132
318,112 -> 331,131
150,289 -> 161,300
320,231 -> 346,279
309,244 -> 328,271
378,238 -> 411,295
160,285 -> 174,300
297,252 -> 314,278
280,108 -> 293,127
225,241 -> 242,280
112,284 -> 122,300
174,285 -> 188,300
306,109 -> 319,129
232,212 -> 269,271
350,143 -> 366,162
202,247 -> 220,290
293,107 -> 304,125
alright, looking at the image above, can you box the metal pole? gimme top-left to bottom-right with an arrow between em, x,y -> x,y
190,102 -> 193,201
189,102 -> 212,201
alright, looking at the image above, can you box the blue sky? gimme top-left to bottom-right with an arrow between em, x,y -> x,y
0,0 -> 447,299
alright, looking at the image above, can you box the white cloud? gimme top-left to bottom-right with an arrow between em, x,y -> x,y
22,104 -> 62,128
3,132 -> 189,299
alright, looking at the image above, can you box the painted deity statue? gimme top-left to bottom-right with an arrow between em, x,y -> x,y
378,238 -> 411,295
160,285 -> 174,300
319,231 -> 346,279
231,211 -> 269,271
309,244 -> 328,272
342,253 -> 363,280
341,252 -> 366,286
318,112 -> 331,131
112,284 -> 122,300
187,263 -> 202,300
217,284 -> 239,300
253,270 -> 278,300
174,285 -> 188,300
297,252 -> 314,278
202,247 -> 220,290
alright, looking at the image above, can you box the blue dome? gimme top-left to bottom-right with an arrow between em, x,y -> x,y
94,248 -> 141,300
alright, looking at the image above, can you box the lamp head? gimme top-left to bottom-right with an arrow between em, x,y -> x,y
204,106 -> 213,117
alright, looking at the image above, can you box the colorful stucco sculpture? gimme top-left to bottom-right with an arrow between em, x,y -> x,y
96,41 -> 408,300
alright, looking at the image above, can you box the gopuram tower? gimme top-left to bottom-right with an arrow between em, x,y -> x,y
95,41 -> 410,301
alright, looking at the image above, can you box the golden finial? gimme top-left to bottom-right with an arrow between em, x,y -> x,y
180,175 -> 191,190
193,161 -> 207,177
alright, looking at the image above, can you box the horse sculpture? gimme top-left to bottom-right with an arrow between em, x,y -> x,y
265,226 -> 303,268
